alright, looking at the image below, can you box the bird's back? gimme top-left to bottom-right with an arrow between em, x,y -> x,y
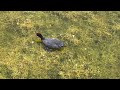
43,38 -> 64,49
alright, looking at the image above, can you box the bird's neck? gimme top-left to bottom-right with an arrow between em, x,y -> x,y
36,33 -> 45,40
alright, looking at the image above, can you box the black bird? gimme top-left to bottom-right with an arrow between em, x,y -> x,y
36,33 -> 64,51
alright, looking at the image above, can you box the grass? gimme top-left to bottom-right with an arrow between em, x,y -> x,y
0,11 -> 120,79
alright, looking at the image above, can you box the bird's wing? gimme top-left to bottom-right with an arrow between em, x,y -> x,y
43,38 -> 63,48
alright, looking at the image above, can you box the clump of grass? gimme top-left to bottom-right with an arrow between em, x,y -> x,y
0,11 -> 120,79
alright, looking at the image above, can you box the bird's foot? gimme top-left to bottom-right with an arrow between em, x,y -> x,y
44,47 -> 53,52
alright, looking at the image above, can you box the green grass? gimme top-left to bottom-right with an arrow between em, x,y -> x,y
0,11 -> 120,79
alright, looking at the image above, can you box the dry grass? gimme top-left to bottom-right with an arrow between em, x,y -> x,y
0,11 -> 120,79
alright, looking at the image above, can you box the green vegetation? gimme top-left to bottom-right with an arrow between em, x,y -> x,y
0,11 -> 120,79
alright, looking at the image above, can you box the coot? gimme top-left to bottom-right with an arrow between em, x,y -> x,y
36,33 -> 64,51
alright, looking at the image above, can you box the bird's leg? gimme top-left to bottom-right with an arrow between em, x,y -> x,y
44,46 -> 53,52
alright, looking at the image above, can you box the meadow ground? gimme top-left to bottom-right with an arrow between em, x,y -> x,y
0,11 -> 120,79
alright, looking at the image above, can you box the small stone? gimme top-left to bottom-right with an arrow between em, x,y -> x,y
72,35 -> 75,37
31,41 -> 34,44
